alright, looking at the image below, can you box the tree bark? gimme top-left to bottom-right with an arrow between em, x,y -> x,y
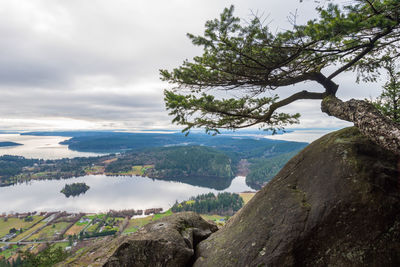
321,96 -> 400,156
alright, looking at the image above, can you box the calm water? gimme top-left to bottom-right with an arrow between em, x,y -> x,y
0,134 -> 103,159
0,175 -> 253,214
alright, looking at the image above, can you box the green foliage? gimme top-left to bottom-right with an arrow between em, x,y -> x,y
60,183 -> 90,198
161,1 -> 400,134
246,150 -> 301,189
22,245 -> 68,267
0,156 -> 39,178
373,63 -> 400,123
171,192 -> 244,215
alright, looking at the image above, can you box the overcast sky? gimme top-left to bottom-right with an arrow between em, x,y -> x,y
0,0 -> 385,131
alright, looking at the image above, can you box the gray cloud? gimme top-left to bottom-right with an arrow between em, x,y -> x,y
0,0 -> 384,130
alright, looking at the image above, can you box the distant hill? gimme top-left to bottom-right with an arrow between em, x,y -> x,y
23,131 -> 307,156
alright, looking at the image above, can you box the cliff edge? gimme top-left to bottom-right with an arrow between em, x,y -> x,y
194,127 -> 400,266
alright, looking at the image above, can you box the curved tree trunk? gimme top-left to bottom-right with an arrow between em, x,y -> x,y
321,96 -> 400,156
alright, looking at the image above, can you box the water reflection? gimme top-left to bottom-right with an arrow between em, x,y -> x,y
0,175 -> 253,214
149,175 -> 233,190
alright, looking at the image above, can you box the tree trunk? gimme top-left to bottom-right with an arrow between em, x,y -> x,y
321,96 -> 400,156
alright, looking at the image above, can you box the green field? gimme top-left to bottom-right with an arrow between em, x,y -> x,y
31,171 -> 57,179
0,216 -> 43,238
200,214 -> 227,226
75,220 -> 91,227
52,242 -> 70,250
123,216 -> 152,234
9,222 -> 45,242
86,223 -> 99,233
109,165 -> 154,176
64,224 -> 85,237
27,222 -> 70,241
84,165 -> 104,174
123,210 -> 173,234
152,209 -> 173,221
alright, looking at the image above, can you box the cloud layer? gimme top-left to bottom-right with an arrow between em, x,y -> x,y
0,0 -> 384,130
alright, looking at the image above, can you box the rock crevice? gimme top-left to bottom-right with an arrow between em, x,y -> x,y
104,212 -> 218,267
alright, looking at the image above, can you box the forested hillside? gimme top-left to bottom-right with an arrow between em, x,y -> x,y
171,192 -> 244,215
106,146 -> 234,179
246,150 -> 302,189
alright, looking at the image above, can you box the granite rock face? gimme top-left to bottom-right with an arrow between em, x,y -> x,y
194,127 -> 400,267
104,212 -> 218,267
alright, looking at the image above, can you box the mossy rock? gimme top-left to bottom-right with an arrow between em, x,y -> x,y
194,127 -> 400,267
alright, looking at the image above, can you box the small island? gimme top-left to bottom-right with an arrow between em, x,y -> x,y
0,141 -> 22,147
60,182 -> 90,198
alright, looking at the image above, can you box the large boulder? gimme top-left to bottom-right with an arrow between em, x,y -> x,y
104,212 -> 218,267
194,127 -> 400,267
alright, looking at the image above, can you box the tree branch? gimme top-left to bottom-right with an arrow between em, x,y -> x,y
261,90 -> 326,123
328,27 -> 394,80
321,96 -> 400,156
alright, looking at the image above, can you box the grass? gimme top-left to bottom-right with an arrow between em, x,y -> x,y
200,214 -> 228,226
200,214 -> 226,222
110,165 -> 154,176
64,224 -> 85,237
152,209 -> 173,221
75,220 -> 91,227
0,244 -> 19,259
63,247 -> 87,265
131,165 -> 154,175
86,224 -> 99,233
27,222 -> 70,241
123,210 -> 173,234
239,192 -> 256,205
0,216 -> 43,238
52,242 -> 69,250
9,222 -> 45,242
102,158 -> 118,164
122,216 -> 152,234
31,171 -> 57,179
84,165 -> 105,174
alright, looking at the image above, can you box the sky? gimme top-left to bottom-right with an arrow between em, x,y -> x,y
0,0 -> 386,131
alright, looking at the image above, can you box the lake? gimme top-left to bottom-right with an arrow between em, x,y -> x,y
0,130 -> 327,214
0,175 -> 253,214
0,134 -> 103,159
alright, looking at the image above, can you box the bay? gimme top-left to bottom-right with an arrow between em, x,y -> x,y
0,134 -> 104,159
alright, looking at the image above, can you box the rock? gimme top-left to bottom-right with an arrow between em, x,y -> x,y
104,212 -> 217,267
194,127 -> 400,267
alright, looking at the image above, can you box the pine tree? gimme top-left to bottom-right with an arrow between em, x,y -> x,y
374,63 -> 400,123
